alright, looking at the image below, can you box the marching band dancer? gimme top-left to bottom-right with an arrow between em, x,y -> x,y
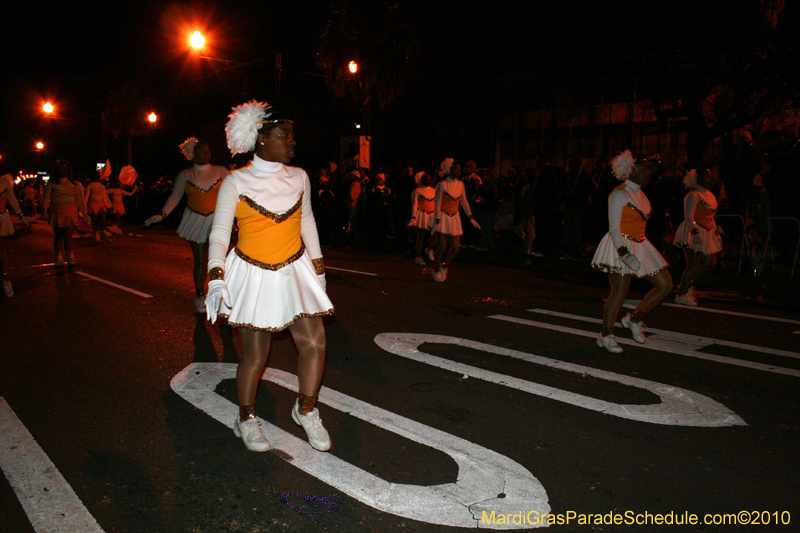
84,171 -> 110,242
409,171 -> 436,264
431,158 -> 480,282
206,101 -> 334,453
673,168 -> 723,306
591,150 -> 673,353
1,174 -> 32,297
42,160 -> 87,269
145,138 -> 229,313
105,179 -> 138,234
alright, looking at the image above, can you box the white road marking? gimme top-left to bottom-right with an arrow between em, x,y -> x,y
171,363 -> 549,529
75,272 -> 153,298
623,299 -> 800,325
325,266 -> 378,276
0,398 -> 104,533
530,309 -> 800,360
489,315 -> 800,378
374,333 -> 744,427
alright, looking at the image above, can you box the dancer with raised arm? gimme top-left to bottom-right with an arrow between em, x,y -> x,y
206,101 -> 334,453
673,168 -> 723,306
591,150 -> 673,353
145,138 -> 229,312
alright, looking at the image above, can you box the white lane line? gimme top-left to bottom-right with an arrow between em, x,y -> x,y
488,315 -> 800,378
326,266 -> 378,276
171,364 -> 548,529
75,272 -> 153,298
374,333 -> 744,427
623,299 -> 800,325
0,398 -> 105,533
530,309 -> 800,360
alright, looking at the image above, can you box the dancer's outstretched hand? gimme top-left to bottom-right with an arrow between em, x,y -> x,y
621,253 -> 641,271
206,280 -> 230,323
144,214 -> 163,226
470,218 -> 481,230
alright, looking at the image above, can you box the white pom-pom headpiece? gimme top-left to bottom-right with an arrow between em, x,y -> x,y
611,150 -> 637,180
414,170 -> 425,185
225,100 -> 292,155
179,137 -> 199,160
441,158 -> 454,175
683,169 -> 698,189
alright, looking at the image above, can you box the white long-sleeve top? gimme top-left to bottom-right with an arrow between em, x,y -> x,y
607,179 -> 651,250
683,186 -> 718,231
208,156 -> 322,272
434,178 -> 472,219
42,180 -> 87,216
410,186 -> 435,218
159,164 -> 229,217
0,178 -> 22,214
84,182 -> 108,204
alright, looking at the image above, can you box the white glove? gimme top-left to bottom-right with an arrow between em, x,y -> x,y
144,214 -> 163,226
407,218 -> 416,227
470,218 -> 481,230
205,280 -> 230,324
20,216 -> 35,225
317,273 -> 327,291
621,253 -> 641,271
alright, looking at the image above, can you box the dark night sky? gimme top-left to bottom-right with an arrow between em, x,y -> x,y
0,0 -> 785,177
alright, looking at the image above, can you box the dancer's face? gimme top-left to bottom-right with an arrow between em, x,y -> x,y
630,161 -> 653,186
194,143 -> 211,165
257,123 -> 296,164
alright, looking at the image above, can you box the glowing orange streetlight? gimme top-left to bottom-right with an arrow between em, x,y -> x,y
148,112 -> 158,123
348,60 -> 358,74
35,141 -> 44,150
43,102 -> 54,114
190,31 -> 205,50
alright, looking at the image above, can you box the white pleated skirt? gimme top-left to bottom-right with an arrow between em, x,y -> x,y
592,233 -> 669,278
415,211 -> 434,230
0,212 -> 13,237
219,250 -> 334,331
673,222 -> 723,255
177,208 -> 214,244
436,212 -> 463,236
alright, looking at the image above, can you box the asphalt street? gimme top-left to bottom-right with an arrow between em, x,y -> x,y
2,218 -> 799,532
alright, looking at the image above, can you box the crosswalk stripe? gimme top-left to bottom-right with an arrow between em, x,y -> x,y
623,299 -> 800,325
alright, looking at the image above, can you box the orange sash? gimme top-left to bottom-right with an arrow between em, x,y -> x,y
620,203 -> 647,242
417,195 -> 434,213
694,200 -> 716,230
234,194 -> 304,268
185,179 -> 222,215
441,192 -> 460,216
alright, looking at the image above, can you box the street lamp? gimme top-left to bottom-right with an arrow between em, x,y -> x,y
35,141 -> 44,150
43,102 -> 54,114
348,61 -> 358,74
148,112 -> 158,124
190,30 -> 205,50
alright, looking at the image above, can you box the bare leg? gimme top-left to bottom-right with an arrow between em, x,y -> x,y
630,269 -> 673,323
691,253 -> 718,285
190,241 -> 209,297
415,228 -> 426,258
63,224 -> 75,253
443,234 -> 460,268
237,328 -> 272,418
602,273 -> 631,335
434,232 -> 447,271
0,239 -> 7,281
289,316 -> 327,413
678,249 -> 699,295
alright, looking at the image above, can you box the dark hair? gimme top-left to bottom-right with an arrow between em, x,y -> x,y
54,160 -> 74,184
259,109 -> 290,136
420,172 -> 431,187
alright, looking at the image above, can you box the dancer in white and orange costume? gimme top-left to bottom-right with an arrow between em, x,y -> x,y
0,174 -> 33,297
42,160 -> 87,269
105,179 -> 138,235
409,171 -> 436,264
145,138 -> 229,313
206,101 -> 334,453
591,150 -> 673,353
673,168 -> 723,306
431,159 -> 480,282
84,171 -> 110,242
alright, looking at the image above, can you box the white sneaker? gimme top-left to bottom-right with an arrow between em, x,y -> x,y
194,296 -> 206,313
433,268 -> 447,282
675,293 -> 698,306
66,252 -> 76,267
621,314 -> 646,343
415,256 -> 426,265
113,225 -> 123,235
596,334 -> 623,353
2,281 -> 13,298
687,287 -> 698,303
55,254 -> 66,267
291,400 -> 331,451
426,248 -> 435,261
233,416 -> 271,452
94,232 -> 102,243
